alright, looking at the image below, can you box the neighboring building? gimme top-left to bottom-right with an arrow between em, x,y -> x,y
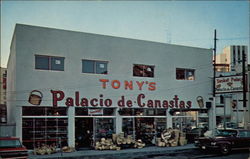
248,64 -> 250,129
215,46 -> 249,128
216,45 -> 248,72
7,24 -> 213,149
0,67 -> 7,123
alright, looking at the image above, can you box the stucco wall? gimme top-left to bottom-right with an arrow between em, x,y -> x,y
7,33 -> 17,125
11,24 -> 213,110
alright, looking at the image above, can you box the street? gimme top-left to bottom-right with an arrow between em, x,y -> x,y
75,149 -> 250,159
129,149 -> 250,159
132,149 -> 250,159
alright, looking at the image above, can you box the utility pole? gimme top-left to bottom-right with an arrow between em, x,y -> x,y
242,46 -> 246,108
211,29 -> 217,135
213,30 -> 217,97
242,46 -> 247,129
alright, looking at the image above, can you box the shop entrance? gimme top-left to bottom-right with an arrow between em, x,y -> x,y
122,117 -> 167,146
135,118 -> 155,145
75,118 -> 93,148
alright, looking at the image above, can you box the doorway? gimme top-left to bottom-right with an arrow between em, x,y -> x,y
75,118 -> 93,148
135,117 -> 155,145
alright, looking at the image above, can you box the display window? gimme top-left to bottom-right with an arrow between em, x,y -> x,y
122,118 -> 134,136
94,118 -> 115,140
122,117 -> 167,146
135,118 -> 155,145
155,118 -> 167,137
75,117 -> 115,149
22,118 -> 68,149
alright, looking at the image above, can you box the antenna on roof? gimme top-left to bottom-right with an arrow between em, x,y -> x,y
166,27 -> 172,44
167,29 -> 172,44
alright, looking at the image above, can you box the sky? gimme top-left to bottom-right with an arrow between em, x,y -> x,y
1,1 -> 249,67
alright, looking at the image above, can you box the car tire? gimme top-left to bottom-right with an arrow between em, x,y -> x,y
220,144 -> 231,155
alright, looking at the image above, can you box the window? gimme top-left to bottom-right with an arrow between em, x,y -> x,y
233,46 -> 236,65
238,131 -> 250,137
176,68 -> 195,80
35,55 -> 64,71
82,60 -> 108,74
133,64 -> 154,77
220,95 -> 224,104
237,46 -> 241,63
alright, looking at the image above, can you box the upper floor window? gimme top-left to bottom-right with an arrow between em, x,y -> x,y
133,64 -> 154,77
220,95 -> 224,104
35,55 -> 64,71
237,46 -> 241,63
233,46 -> 236,65
176,68 -> 195,80
82,60 -> 108,74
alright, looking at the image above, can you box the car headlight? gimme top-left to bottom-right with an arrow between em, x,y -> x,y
194,140 -> 199,144
211,142 -> 216,146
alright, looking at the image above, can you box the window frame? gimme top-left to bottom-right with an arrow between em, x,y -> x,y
35,55 -> 65,71
176,68 -> 195,80
82,59 -> 108,75
133,64 -> 155,78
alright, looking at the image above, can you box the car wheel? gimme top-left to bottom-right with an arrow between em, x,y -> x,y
220,144 -> 231,155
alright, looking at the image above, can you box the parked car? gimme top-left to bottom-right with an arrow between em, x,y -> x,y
217,122 -> 238,129
0,137 -> 28,158
186,127 -> 207,143
194,129 -> 250,155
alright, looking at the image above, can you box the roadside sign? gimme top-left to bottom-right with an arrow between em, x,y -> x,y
215,75 -> 243,94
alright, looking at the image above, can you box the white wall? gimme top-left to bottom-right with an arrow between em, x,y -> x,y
10,24 -> 213,110
7,33 -> 17,126
7,24 -> 213,140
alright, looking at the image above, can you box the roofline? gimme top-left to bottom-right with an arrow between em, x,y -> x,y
15,23 -> 212,51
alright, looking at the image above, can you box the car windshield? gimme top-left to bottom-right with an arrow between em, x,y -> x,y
215,130 -> 237,137
0,139 -> 22,148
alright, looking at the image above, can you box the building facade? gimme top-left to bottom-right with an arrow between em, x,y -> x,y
7,24 -> 213,149
216,45 -> 248,72
0,67 -> 7,123
215,46 -> 249,128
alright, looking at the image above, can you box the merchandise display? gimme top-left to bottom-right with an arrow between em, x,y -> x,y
157,128 -> 187,147
33,144 -> 57,155
94,133 -> 146,150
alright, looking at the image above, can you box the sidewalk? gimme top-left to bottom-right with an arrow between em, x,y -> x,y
29,144 -> 196,159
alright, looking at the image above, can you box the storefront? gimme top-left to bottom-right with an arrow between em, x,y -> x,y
22,106 -> 68,149
7,24 -> 212,149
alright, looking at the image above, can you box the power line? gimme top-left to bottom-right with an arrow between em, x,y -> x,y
219,37 -> 250,40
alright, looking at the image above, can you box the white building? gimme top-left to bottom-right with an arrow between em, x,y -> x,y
7,24 -> 213,149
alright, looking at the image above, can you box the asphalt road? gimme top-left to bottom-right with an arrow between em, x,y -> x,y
128,149 -> 250,159
80,149 -> 250,159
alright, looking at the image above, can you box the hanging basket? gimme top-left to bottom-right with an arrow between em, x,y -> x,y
28,90 -> 43,105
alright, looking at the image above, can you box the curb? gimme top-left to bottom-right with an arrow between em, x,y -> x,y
29,145 -> 196,159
